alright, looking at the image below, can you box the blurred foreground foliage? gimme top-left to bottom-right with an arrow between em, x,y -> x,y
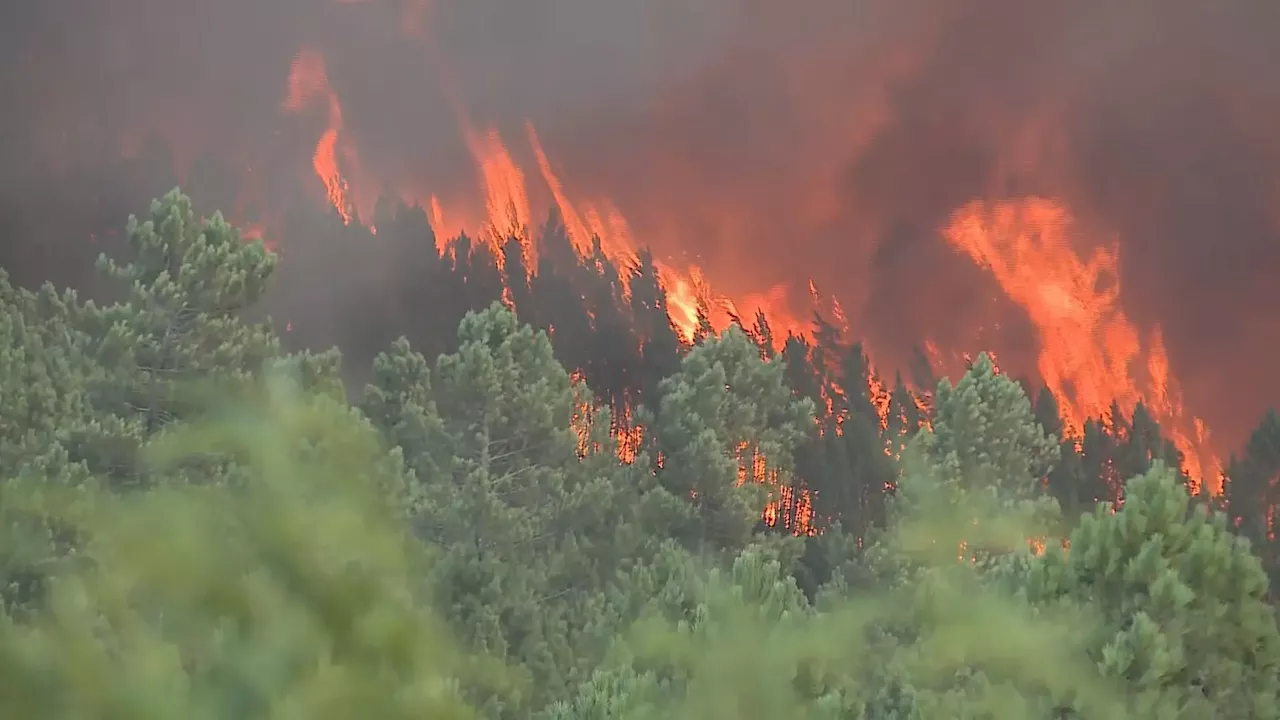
1,374 -> 1273,718
0,378 -> 501,718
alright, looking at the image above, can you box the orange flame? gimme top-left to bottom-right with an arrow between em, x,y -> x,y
275,43 -> 1226,510
736,441 -> 814,535
943,197 -> 1221,493
282,49 -> 358,225
280,38 -> 808,346
463,126 -> 532,261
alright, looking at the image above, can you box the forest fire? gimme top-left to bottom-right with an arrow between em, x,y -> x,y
4,0 -> 1277,516
282,35 -> 1239,499
279,43 -> 811,345
268,31 -> 1237,496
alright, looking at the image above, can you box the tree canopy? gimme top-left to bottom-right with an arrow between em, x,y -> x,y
1,189 -> 1276,718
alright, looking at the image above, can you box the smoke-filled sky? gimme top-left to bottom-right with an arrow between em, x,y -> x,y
2,0 -> 1278,452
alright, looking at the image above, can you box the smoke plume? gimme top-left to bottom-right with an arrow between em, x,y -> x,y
1,0 -> 1277,450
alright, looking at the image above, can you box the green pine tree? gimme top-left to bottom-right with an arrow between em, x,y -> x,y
1027,464 -> 1280,717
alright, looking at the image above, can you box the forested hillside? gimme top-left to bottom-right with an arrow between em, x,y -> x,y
2,190 -> 1279,718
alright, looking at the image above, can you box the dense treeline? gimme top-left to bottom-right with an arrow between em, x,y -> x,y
2,189 -> 1279,717
268,189 -> 1278,573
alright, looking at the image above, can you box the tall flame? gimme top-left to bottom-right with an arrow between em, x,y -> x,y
275,42 -> 1226,505
282,50 -> 358,225
463,126 -> 532,259
279,40 -> 812,346
943,197 -> 1221,493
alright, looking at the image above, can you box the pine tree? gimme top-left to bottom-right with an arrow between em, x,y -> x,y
1225,410 -> 1280,577
894,353 -> 1060,564
1034,385 -> 1095,523
654,326 -> 814,553
750,309 -> 775,359
77,189 -> 279,487
452,233 -> 506,317
627,250 -> 682,415
502,234 -> 534,323
884,372 -> 921,458
691,299 -> 715,346
0,279 -> 97,611
367,305 -> 684,716
1081,417 -> 1120,504
1027,464 -> 1280,717
918,353 -> 1057,506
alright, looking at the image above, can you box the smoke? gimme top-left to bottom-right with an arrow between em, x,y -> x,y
1,0 -> 1278,448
